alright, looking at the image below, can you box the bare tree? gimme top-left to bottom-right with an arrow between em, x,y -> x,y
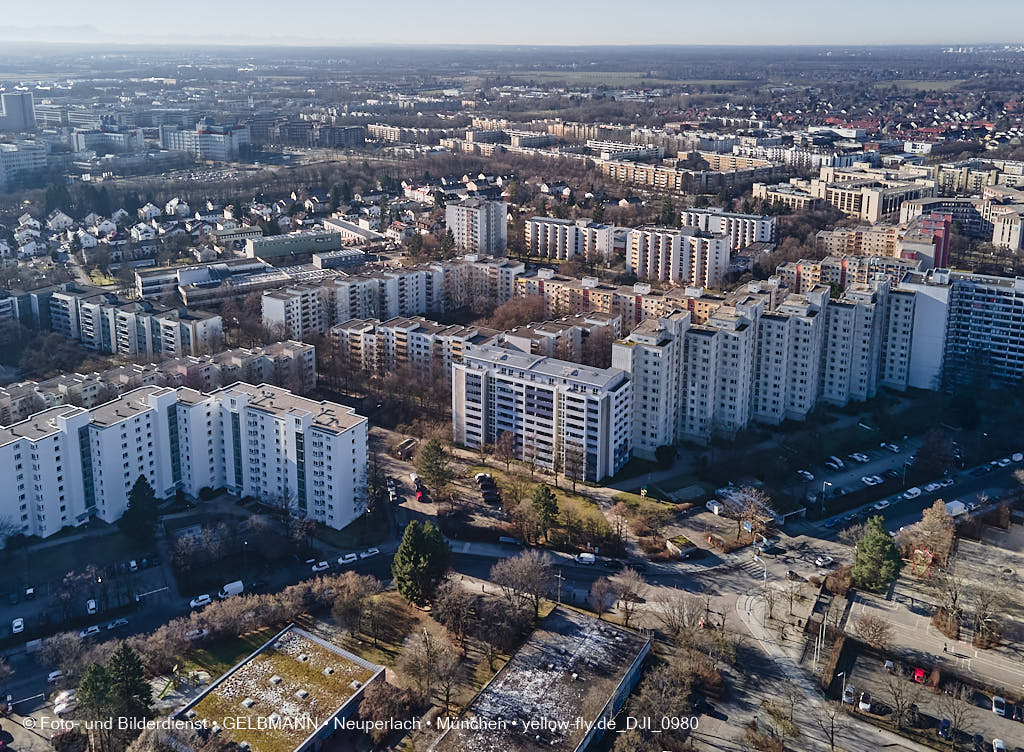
651,592 -> 704,644
837,522 -> 866,548
588,577 -> 618,620
972,583 -> 1011,647
396,623 -> 455,704
730,485 -> 775,540
433,581 -> 476,646
613,568 -> 649,628
854,613 -> 893,650
931,569 -> 967,639
812,701 -> 849,751
489,549 -> 555,618
494,431 -> 516,472
936,682 -> 973,747
563,442 -> 586,493
885,663 -> 924,729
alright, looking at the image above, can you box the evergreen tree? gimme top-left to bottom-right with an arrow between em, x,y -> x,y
415,439 -> 454,494
77,662 -> 112,717
117,475 -> 159,543
852,515 -> 902,591
531,484 -> 559,542
106,643 -> 153,720
659,196 -> 676,227
592,200 -> 605,223
441,228 -> 455,256
392,520 -> 450,604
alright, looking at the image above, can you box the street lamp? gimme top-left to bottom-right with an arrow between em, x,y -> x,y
837,671 -> 847,700
821,481 -> 833,515
555,569 -> 566,604
752,554 -> 768,589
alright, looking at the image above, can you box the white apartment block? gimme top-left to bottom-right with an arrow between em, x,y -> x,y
680,208 -> 776,251
452,344 -> 631,481
627,226 -> 730,289
899,269 -> 1024,389
879,289 -> 916,391
750,288 -> 828,425
445,198 -> 508,254
611,312 -> 689,460
262,284 -> 334,340
48,286 -> 222,358
331,316 -> 496,377
0,382 -> 367,540
820,280 -> 889,406
526,217 -> 614,261
679,303 -> 759,443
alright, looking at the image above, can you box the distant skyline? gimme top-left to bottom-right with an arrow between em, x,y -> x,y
1,1 -> 1023,47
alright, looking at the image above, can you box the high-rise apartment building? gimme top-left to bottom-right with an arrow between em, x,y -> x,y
0,383 -> 366,539
627,227 -> 730,289
445,198 -> 508,254
452,344 -> 631,481
0,92 -> 35,131
526,217 -> 615,261
611,312 -> 689,459
680,208 -> 776,250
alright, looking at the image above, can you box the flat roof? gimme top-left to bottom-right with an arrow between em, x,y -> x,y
89,386 -> 173,428
464,344 -> 626,391
0,405 -> 83,446
179,625 -> 383,752
213,382 -> 366,433
431,607 -> 649,752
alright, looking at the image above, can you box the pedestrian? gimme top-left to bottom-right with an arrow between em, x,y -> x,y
942,642 -> 947,652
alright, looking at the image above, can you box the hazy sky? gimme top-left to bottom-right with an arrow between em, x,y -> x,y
2,0 -> 1023,46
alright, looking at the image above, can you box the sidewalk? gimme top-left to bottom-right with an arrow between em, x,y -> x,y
735,588 -> 932,752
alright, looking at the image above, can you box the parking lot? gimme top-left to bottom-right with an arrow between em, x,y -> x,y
788,437 -> 923,508
844,648 -> 1024,749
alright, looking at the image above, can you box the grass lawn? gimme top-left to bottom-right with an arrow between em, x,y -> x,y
88,270 -> 118,286
466,463 -> 592,511
0,525 -> 143,593
314,506 -> 390,551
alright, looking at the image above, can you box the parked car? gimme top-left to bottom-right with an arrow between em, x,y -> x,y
105,618 -> 128,630
359,548 -> 380,559
706,500 -> 723,515
861,475 -> 883,486
850,452 -> 870,463
872,500 -> 890,511
796,469 -> 814,481
903,487 -> 922,500
858,692 -> 872,712
86,599 -> 97,615
1012,452 -> 1023,463
881,442 -> 901,453
939,478 -> 955,488
25,587 -> 35,600
993,695 -> 1007,716
11,618 -> 24,634
814,555 -> 835,568
186,628 -> 209,641
938,719 -> 951,739
338,553 -> 358,566
47,670 -> 71,684
189,594 -> 212,609
311,561 -> 330,572
474,473 -> 492,483
79,626 -> 100,639
924,482 -> 942,492
993,740 -> 1006,752
823,518 -> 840,529
842,685 -> 855,704
913,667 -> 927,683
825,460 -> 841,471
54,697 -> 77,716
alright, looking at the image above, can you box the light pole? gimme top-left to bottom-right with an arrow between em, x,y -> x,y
752,554 -> 768,589
821,481 -> 832,515
555,569 -> 565,604
837,671 -> 847,701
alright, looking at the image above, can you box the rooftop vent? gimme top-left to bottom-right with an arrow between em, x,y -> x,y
267,713 -> 282,725
323,667 -> 335,677
295,689 -> 309,700
241,698 -> 255,709
269,675 -> 282,685
349,680 -> 362,691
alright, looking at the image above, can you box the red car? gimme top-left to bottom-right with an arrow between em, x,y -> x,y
913,667 -> 927,683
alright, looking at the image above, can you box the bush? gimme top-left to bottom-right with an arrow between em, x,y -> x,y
825,565 -> 852,597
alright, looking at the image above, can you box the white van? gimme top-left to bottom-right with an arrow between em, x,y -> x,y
706,500 -> 723,515
217,580 -> 244,599
574,552 -> 596,565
